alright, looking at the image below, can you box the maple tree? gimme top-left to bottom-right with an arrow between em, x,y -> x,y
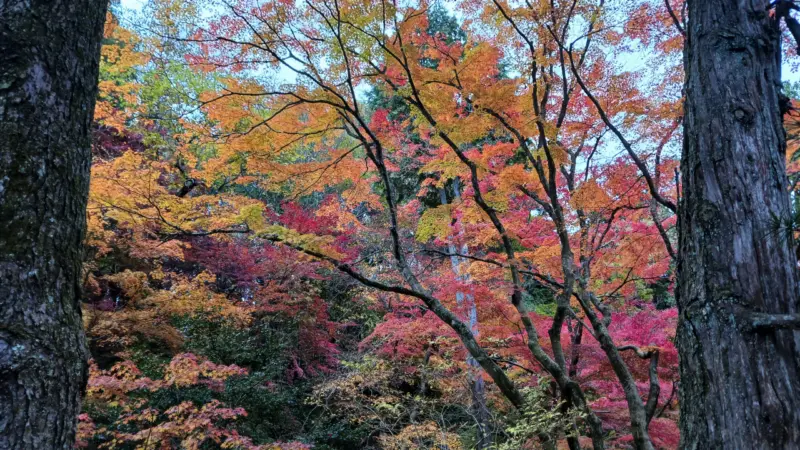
117,0 -> 686,448
57,0 -> 800,449
78,10 -> 359,448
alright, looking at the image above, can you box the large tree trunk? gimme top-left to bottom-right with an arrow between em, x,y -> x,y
679,0 -> 800,448
0,0 -> 107,447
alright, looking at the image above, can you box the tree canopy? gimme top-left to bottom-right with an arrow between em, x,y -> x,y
72,1 -> 800,449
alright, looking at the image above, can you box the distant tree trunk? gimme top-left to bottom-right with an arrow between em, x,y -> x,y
439,179 -> 492,449
679,0 -> 800,448
0,0 -> 107,448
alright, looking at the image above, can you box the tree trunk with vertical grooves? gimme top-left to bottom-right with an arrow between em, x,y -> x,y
0,0 -> 107,447
679,0 -> 800,448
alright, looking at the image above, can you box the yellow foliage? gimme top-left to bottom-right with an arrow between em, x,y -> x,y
84,308 -> 184,356
379,422 -> 463,450
104,270 -> 150,302
533,143 -> 570,167
420,152 -> 468,186
415,204 -> 453,242
94,12 -> 149,129
142,274 -> 252,325
89,151 -> 259,257
459,201 -> 488,226
258,225 -> 345,260
483,189 -> 509,213
238,204 -> 267,232
497,164 -> 540,193
570,179 -> 612,212
84,268 -> 251,362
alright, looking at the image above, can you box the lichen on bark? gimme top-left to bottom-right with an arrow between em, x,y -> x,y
0,0 -> 108,448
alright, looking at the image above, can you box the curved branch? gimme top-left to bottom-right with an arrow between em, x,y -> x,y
618,345 -> 661,425
664,0 -> 686,36
256,234 -> 525,408
561,44 -> 677,214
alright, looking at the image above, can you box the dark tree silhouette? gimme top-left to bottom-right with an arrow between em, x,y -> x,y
0,0 -> 108,447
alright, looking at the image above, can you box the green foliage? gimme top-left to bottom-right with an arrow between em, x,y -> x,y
305,357 -> 475,450
426,4 -> 466,46
322,283 -> 382,347
495,382 -> 585,450
649,275 -> 675,310
178,315 -> 294,378
175,315 -> 311,442
523,281 -> 557,316
784,80 -> 800,100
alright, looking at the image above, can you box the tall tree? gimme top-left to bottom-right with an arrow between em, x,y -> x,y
679,0 -> 800,447
161,1 -> 681,447
0,0 -> 108,447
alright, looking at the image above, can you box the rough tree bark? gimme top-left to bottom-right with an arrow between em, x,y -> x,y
679,0 -> 800,448
0,0 -> 108,448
